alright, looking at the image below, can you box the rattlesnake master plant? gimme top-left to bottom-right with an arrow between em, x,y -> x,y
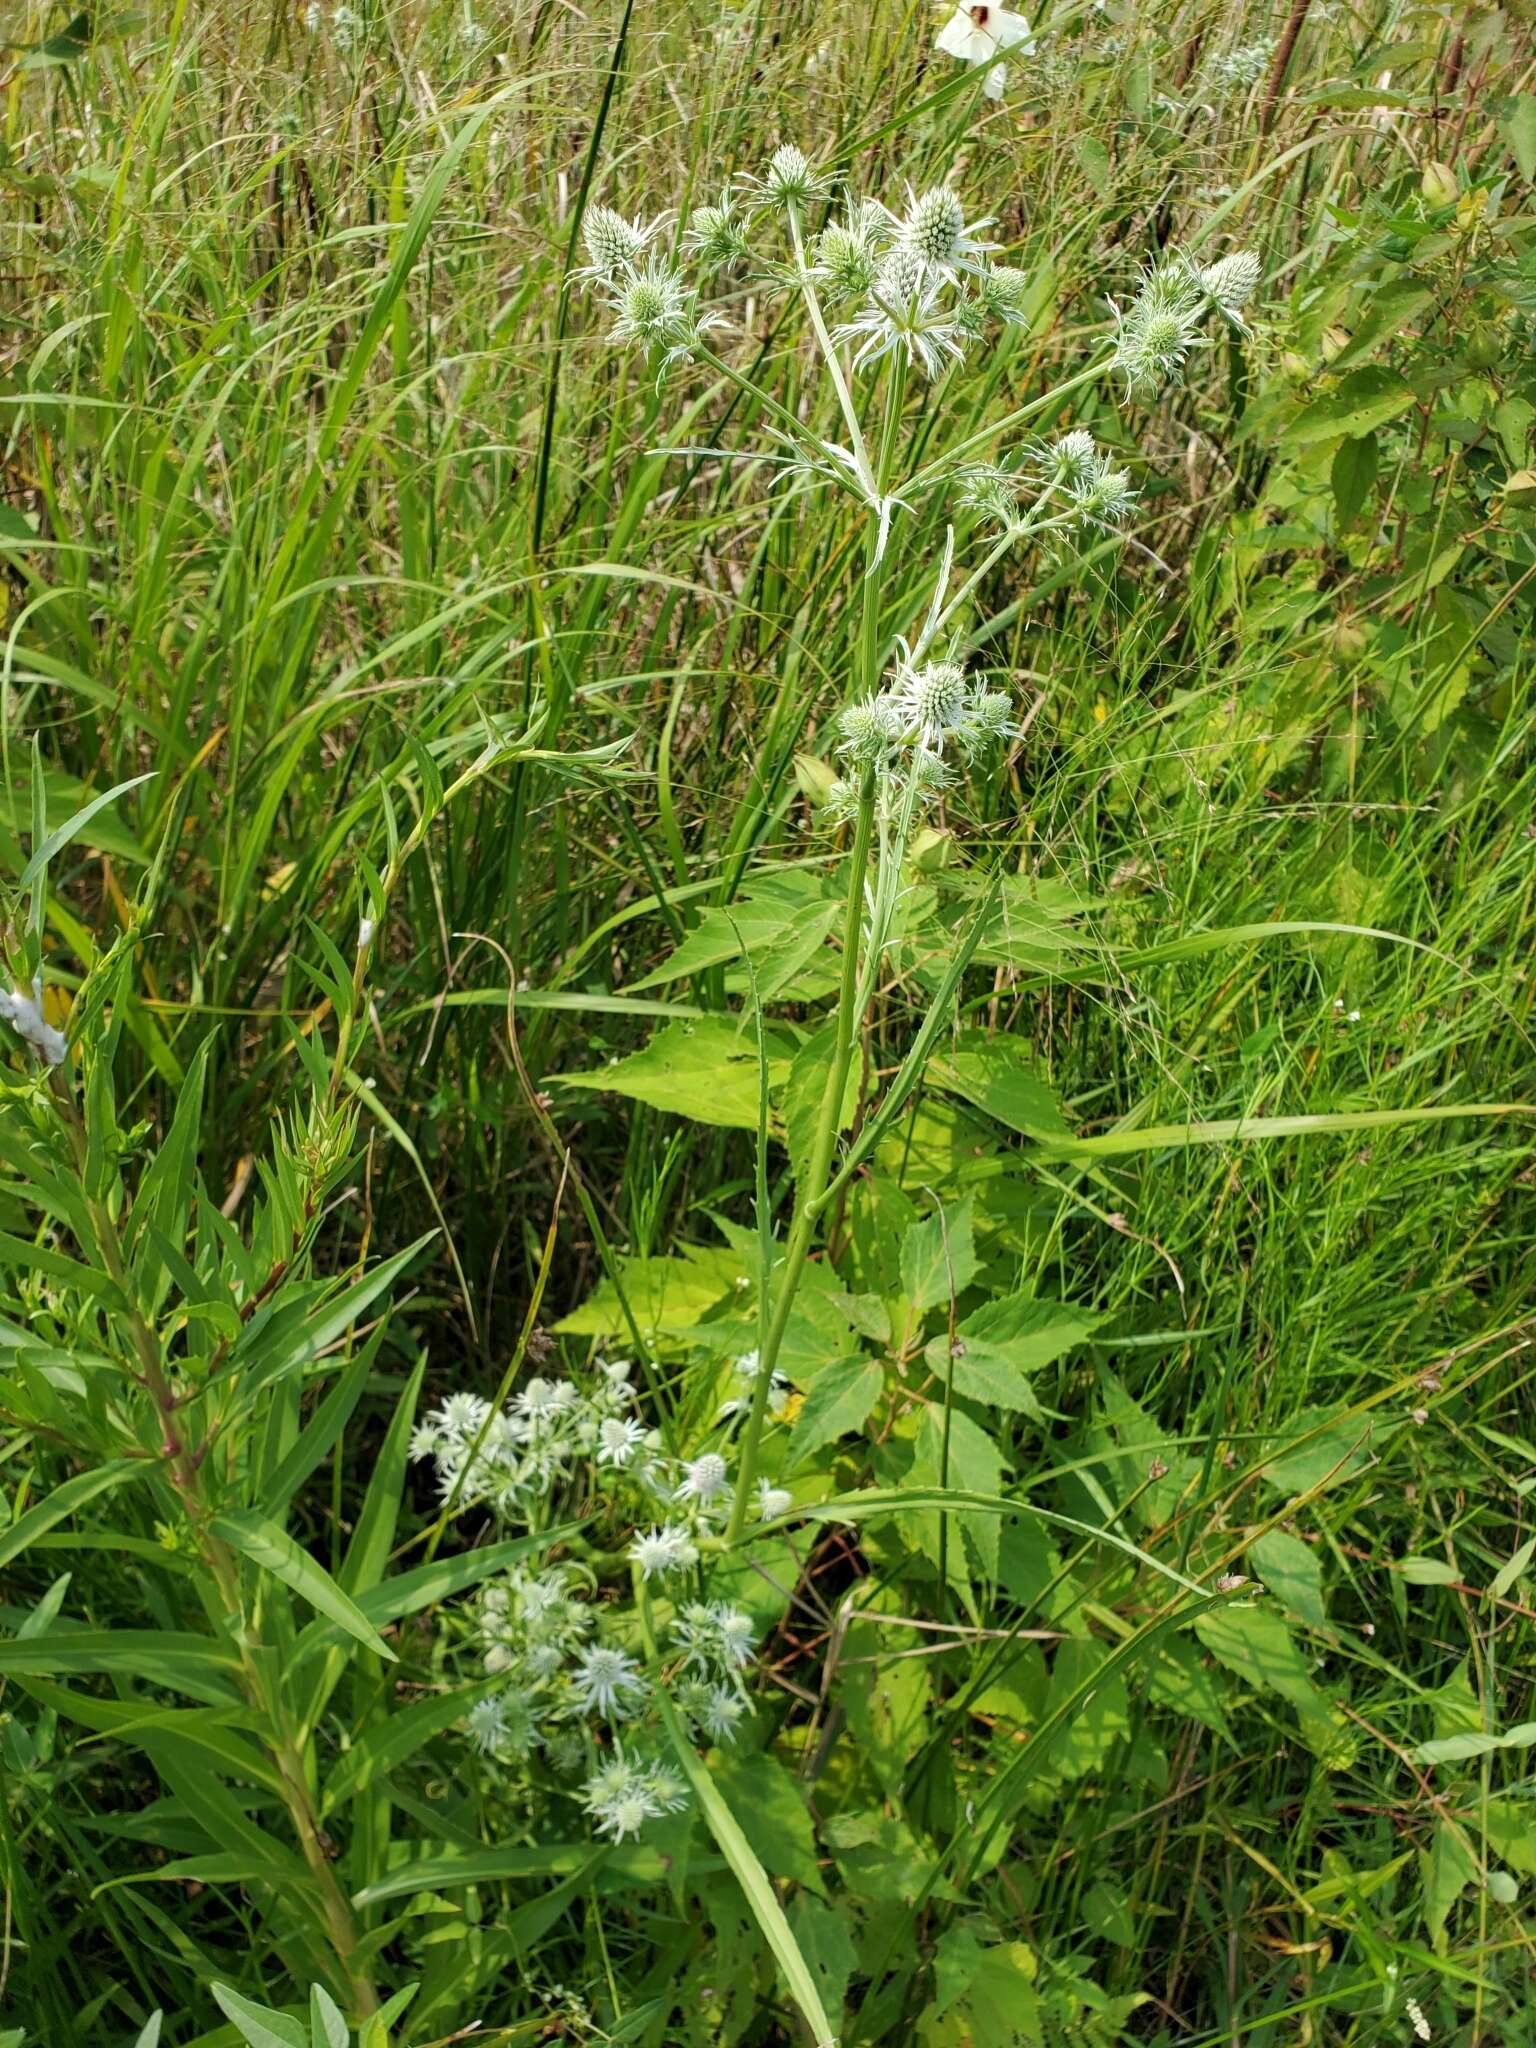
564,145 -> 1260,1550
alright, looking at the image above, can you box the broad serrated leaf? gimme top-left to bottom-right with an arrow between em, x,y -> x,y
549,1018 -> 788,1130
1330,433 -> 1377,530
1249,1529 -> 1327,1629
553,1245 -> 743,1339
1420,1818 -> 1478,1952
788,1356 -> 882,1470
900,1199 -> 976,1313
926,1031 -> 1068,1139
1194,1605 -> 1329,1721
1284,367 -> 1417,446
940,1295 -> 1100,1414
781,1022 -> 859,1192
906,1404 -> 1005,1577
626,872 -> 838,996
712,1749 -> 826,1894
1260,1406 -> 1378,1496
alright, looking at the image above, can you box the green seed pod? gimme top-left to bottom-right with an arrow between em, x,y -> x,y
1420,160 -> 1459,209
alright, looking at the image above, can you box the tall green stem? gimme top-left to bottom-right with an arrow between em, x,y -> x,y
725,765 -> 877,1541
49,1076 -> 381,2023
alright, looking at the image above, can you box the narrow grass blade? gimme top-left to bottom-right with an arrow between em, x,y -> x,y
655,1690 -> 838,2047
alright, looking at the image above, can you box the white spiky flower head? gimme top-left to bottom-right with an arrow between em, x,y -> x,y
837,694 -> 905,764
1046,428 -> 1098,484
1072,461 -> 1137,530
629,1523 -> 699,1577
954,464 -> 1022,530
756,1479 -> 794,1520
581,1748 -> 663,1840
717,1348 -> 795,1419
978,263 -> 1032,326
1194,250 -> 1262,333
902,659 -> 968,736
899,184 -> 996,282
840,247 -> 967,379
1111,260 -> 1208,397
811,218 -> 884,300
642,1761 -> 689,1812
676,1451 -> 730,1507
747,143 -> 830,210
596,1415 -> 646,1468
883,654 -> 1016,759
821,776 -> 860,828
935,2 -> 1034,98
700,1684 -> 749,1744
711,1603 -> 757,1666
604,257 -> 696,351
577,204 -> 661,284
466,1695 -> 508,1755
570,1644 -> 648,1720
683,190 -> 751,269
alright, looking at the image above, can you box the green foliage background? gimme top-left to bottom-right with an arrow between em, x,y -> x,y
1,0 -> 1535,2043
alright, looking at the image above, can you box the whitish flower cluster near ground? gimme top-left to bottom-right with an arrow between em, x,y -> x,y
414,1357 -> 789,1846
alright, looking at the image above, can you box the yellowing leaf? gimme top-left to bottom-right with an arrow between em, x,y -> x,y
549,1018 -> 788,1131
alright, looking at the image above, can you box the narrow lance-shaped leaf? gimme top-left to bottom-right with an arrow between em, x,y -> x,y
0,1460 -> 140,1572
211,1510 -> 398,1662
655,1689 -> 838,2047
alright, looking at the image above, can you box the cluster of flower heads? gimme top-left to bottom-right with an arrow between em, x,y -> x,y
822,645 -> 1016,824
410,1360 -> 662,1522
820,185 -> 1033,379
417,1360 -> 795,1843
956,426 -> 1138,540
412,1358 -> 792,1540
460,1561 -> 763,1839
1204,36 -> 1277,94
1110,250 -> 1262,395
578,153 -> 1035,384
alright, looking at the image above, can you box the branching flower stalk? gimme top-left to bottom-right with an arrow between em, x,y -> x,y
548,156 -> 1257,1546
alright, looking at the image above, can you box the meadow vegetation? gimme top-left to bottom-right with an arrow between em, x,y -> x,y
1,0 -> 1535,2042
